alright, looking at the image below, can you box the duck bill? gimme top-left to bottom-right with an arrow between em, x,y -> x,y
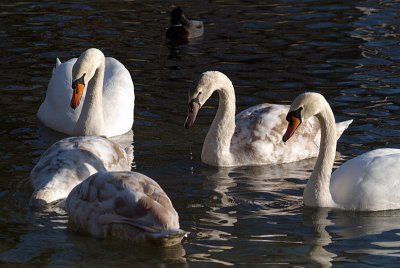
70,82 -> 85,110
283,115 -> 302,142
184,102 -> 200,129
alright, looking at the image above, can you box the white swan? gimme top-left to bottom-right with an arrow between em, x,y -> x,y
166,7 -> 204,40
66,171 -> 186,247
283,92 -> 400,211
37,48 -> 135,137
184,71 -> 353,167
30,136 -> 133,209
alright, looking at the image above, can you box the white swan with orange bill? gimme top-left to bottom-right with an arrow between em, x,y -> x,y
184,71 -> 353,167
37,48 -> 135,137
283,92 -> 400,211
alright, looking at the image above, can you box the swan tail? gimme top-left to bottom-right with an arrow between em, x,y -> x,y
335,119 -> 353,139
124,145 -> 134,167
52,58 -> 62,75
314,119 -> 353,145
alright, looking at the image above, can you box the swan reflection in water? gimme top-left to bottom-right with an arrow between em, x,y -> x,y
185,158 -> 317,265
303,208 -> 336,268
0,210 -> 187,266
37,122 -> 135,154
185,155 -> 400,266
303,208 -> 400,267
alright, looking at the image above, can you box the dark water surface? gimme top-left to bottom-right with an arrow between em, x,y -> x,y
1,0 -> 400,266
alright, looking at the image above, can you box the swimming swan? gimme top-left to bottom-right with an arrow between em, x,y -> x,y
29,136 -> 133,209
66,171 -> 186,247
37,48 -> 135,137
184,71 -> 353,167
283,92 -> 400,211
30,136 -> 185,246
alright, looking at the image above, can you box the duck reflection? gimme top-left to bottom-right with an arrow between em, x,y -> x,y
166,36 -> 204,62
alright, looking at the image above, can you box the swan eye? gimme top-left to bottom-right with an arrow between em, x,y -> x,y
293,107 -> 303,119
75,73 -> 86,85
286,107 -> 303,123
188,92 -> 202,112
72,82 -> 78,94
296,107 -> 303,117
72,73 -> 86,93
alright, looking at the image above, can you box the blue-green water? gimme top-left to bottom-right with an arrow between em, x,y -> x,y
0,0 -> 399,266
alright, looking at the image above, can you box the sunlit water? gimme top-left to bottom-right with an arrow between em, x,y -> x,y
0,0 -> 399,266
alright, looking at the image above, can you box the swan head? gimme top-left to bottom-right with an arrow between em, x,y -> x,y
70,48 -> 104,109
283,92 -> 326,142
170,7 -> 190,26
184,71 -> 227,128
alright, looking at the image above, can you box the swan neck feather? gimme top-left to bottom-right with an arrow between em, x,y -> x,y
202,76 -> 236,166
74,54 -> 105,136
304,100 -> 337,208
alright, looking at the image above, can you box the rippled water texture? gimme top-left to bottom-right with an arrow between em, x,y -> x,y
1,0 -> 399,266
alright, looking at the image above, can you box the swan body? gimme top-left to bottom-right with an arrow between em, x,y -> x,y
166,7 -> 204,40
30,136 -> 133,209
184,71 -> 352,167
283,92 -> 400,211
37,48 -> 135,137
66,171 -> 186,247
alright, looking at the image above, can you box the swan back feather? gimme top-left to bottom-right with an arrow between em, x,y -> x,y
331,148 -> 400,211
30,136 -> 132,209
66,171 -> 186,246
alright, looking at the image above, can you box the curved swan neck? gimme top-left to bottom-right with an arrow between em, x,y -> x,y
304,100 -> 337,207
201,76 -> 236,166
74,54 -> 105,136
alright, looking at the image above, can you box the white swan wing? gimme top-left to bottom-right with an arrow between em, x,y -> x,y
331,148 -> 400,211
102,58 -> 135,137
37,58 -> 81,135
234,103 -> 289,145
30,136 -> 132,208
232,103 -> 321,164
66,171 -> 184,244
231,103 -> 352,165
